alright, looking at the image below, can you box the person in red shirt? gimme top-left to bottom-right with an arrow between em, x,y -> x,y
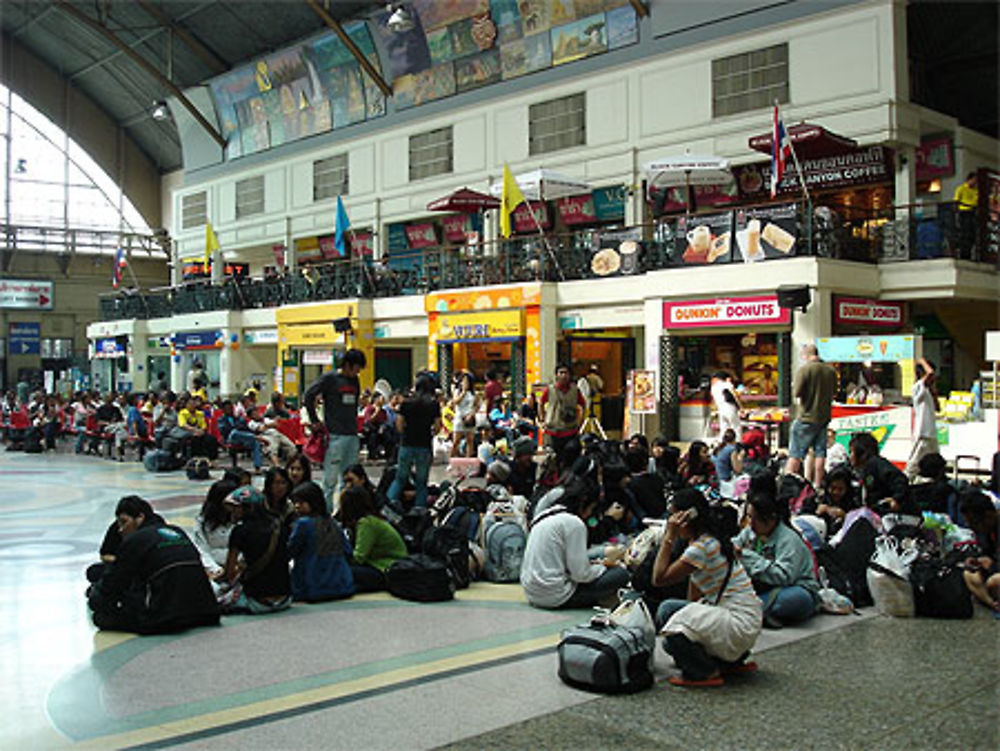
539,363 -> 585,458
484,368 -> 505,415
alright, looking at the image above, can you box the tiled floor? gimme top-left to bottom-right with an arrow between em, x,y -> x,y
0,448 -> 996,750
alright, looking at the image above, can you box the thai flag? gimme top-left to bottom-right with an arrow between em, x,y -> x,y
112,246 -> 126,289
770,105 -> 792,198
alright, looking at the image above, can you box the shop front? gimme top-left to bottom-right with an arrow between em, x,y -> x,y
831,296 -> 908,402
275,301 -> 374,406
241,327 -> 279,395
660,295 -> 792,441
426,284 -> 546,407
172,330 -> 224,398
91,336 -> 129,394
86,319 -> 146,393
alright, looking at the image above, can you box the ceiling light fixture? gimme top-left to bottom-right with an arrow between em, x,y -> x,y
151,101 -> 171,121
386,4 -> 414,33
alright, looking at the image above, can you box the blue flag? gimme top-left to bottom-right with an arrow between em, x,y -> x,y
334,196 -> 351,257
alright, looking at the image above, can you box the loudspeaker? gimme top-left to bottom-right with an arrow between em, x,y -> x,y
776,285 -> 811,312
333,317 -> 352,333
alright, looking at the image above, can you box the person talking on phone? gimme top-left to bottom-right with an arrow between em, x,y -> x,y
650,488 -> 762,687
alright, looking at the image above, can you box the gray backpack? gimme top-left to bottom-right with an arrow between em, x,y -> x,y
482,517 -> 526,582
557,621 -> 654,694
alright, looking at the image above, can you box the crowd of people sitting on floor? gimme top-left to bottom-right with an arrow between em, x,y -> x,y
5,369 -> 997,688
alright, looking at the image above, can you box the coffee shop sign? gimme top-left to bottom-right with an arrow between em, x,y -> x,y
663,296 -> 791,329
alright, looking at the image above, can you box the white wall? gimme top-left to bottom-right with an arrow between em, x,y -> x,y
170,1 -> 915,260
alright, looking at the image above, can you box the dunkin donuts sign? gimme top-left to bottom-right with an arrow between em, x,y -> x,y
834,297 -> 904,327
663,295 -> 791,329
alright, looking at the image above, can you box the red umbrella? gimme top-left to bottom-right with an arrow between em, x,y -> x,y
748,122 -> 857,160
426,187 -> 500,212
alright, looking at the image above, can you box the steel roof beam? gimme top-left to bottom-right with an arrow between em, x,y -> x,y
55,1 -> 225,148
135,0 -> 227,75
306,0 -> 392,98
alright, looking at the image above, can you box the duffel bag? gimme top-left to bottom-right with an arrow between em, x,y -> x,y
910,558 -> 973,619
144,449 -> 183,472
557,621 -> 654,694
386,554 -> 455,602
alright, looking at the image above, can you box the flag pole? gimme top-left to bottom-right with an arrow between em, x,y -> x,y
525,178 -> 565,281
776,101 -> 811,205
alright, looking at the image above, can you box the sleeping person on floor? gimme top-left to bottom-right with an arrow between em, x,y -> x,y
87,496 -> 220,634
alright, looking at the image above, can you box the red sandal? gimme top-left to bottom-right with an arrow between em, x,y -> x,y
667,675 -> 725,688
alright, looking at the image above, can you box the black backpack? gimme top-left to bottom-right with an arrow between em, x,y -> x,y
386,554 -> 455,602
185,458 -> 211,481
422,525 -> 471,589
394,507 -> 433,554
815,518 -> 877,607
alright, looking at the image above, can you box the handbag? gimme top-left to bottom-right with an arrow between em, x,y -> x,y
303,423 -> 328,464
462,413 -> 476,428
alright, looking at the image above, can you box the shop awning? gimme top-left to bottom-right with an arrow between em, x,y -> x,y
489,168 -> 591,201
644,155 -> 732,188
748,123 -> 857,159
426,187 -> 500,213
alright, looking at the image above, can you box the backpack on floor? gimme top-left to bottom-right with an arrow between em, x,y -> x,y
482,516 -> 526,583
386,554 -> 455,602
440,505 -> 481,543
815,517 -> 877,607
421,525 -> 471,589
557,621 -> 654,695
909,556 -> 973,619
144,449 -> 183,472
394,507 -> 433,554
185,457 -> 210,481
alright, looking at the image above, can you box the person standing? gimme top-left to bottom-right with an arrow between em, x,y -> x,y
186,359 -> 205,393
388,372 -> 441,508
905,357 -> 940,479
304,348 -> 366,511
710,371 -> 741,443
484,368 -> 505,415
952,171 -> 978,258
585,363 -> 604,422
785,343 -> 837,489
539,363 -> 585,458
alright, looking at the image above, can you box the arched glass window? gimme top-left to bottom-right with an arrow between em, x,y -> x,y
0,83 -> 150,236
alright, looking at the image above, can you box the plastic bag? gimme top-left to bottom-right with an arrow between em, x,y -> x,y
867,536 -> 916,617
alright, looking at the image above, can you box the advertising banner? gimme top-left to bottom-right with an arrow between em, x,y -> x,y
734,203 -> 799,262
816,335 -> 918,363
673,211 -> 734,265
627,369 -> 657,414
734,145 -> 894,201
556,193 -> 597,226
512,201 -> 551,233
436,309 -> 523,342
663,296 -> 790,329
405,223 -> 438,249
173,331 -> 222,350
915,136 -> 954,180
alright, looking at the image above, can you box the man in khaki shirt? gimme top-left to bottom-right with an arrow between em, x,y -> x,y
785,343 -> 837,488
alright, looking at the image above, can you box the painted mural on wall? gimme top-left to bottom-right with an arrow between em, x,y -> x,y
208,2 -> 638,158
209,22 -> 385,160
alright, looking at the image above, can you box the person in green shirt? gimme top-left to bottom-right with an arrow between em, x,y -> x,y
337,485 -> 407,592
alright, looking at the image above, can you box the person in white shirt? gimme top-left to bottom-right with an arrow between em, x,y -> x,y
906,357 -> 939,479
710,372 -> 741,444
520,476 -> 629,609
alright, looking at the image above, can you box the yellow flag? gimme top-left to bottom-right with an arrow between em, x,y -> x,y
500,164 -> 526,239
204,221 -> 220,266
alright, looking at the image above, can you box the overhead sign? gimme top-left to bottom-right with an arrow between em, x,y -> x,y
244,329 -> 279,345
663,296 -> 791,329
9,322 -> 41,355
817,335 -> 918,363
0,279 -> 53,310
174,331 -> 222,350
834,297 -> 905,327
435,309 -> 523,342
94,337 -> 126,359
302,350 -> 335,365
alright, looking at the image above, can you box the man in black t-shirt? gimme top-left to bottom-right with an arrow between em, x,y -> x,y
388,372 -> 441,508
304,349 -> 366,511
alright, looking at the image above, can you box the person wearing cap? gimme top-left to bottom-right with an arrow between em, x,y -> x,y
87,496 -> 220,634
219,486 -> 292,614
539,363 -> 586,458
508,435 -> 538,500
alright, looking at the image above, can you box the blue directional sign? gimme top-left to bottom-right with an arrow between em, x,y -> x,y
9,322 -> 40,355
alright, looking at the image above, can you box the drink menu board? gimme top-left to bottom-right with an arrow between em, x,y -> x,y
673,211 -> 734,265
734,202 -> 800,262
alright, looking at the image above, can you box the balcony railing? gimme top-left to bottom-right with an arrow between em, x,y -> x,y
96,201 -> 996,321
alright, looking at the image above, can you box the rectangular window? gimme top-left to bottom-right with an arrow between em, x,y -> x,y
712,43 -> 788,118
409,127 -> 453,181
529,93 -> 585,156
180,191 -> 207,230
313,154 -> 350,201
235,175 -> 265,219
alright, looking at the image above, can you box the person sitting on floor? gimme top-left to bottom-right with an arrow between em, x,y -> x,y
288,481 -> 355,602
650,488 -> 762,687
712,430 -> 746,490
508,436 -> 538,500
87,496 -> 220,634
849,432 -> 914,517
679,440 -> 716,487
219,486 -> 292,615
285,453 -> 312,489
337,484 -> 408,593
958,489 -> 1000,613
733,491 -> 820,628
815,465 -> 860,538
263,466 -> 294,533
520,475 -> 630,610
625,445 -> 667,519
192,479 -> 239,582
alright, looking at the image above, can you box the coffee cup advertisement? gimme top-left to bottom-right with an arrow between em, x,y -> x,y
673,211 -> 734,265
735,203 -> 799,262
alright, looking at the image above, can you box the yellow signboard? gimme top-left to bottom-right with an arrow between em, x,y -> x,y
279,323 -> 336,347
436,309 -> 523,341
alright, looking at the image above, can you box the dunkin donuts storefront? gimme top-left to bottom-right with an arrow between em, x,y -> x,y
659,294 -> 792,440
